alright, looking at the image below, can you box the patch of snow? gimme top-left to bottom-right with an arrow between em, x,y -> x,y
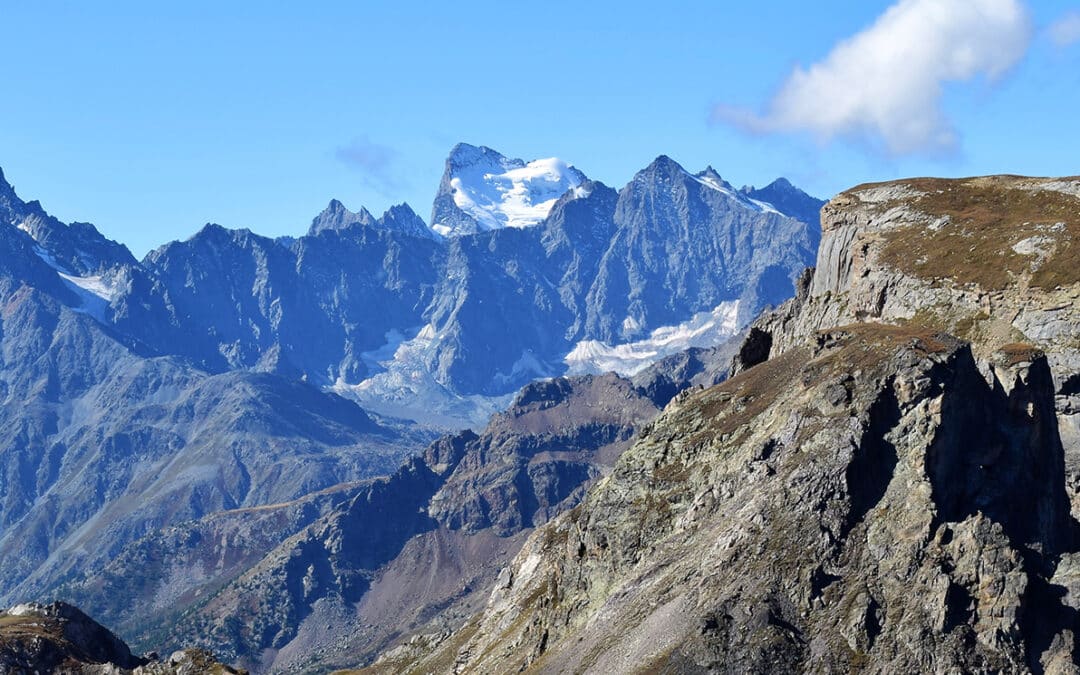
445,155 -> 584,233
745,197 -> 783,215
571,184 -> 593,200
359,328 -> 409,376
565,301 -> 740,377
688,171 -> 781,215
60,272 -> 115,302
32,245 -> 118,320
491,350 -> 554,390
331,324 -> 512,430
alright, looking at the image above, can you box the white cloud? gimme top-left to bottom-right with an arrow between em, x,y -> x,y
716,0 -> 1032,155
1049,11 -> 1080,47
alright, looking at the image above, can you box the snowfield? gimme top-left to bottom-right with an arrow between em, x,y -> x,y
436,148 -> 586,235
565,301 -> 740,376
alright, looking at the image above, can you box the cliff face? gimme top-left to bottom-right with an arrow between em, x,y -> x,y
749,176 -> 1080,384
740,176 -> 1080,521
375,176 -> 1080,674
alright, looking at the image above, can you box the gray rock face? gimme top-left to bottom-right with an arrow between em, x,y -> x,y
141,218 -> 445,380
409,326 -> 1079,674
384,175 -> 1080,674
585,156 -> 818,341
737,176 -> 1080,522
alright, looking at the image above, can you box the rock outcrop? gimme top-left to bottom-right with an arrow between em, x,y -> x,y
0,602 -> 241,674
737,176 -> 1080,521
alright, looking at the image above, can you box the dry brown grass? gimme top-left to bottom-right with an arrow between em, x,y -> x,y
862,177 -> 1080,291
998,342 -> 1044,366
689,324 -> 954,448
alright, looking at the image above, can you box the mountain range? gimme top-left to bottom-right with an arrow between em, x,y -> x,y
5,152 -> 1078,673
3,144 -> 821,428
0,144 -> 821,671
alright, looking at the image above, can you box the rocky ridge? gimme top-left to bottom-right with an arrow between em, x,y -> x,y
151,370 -> 681,673
376,176 -> 1080,673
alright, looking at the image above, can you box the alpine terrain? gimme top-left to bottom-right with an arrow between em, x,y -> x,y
0,145 -> 821,672
370,175 -> 1080,674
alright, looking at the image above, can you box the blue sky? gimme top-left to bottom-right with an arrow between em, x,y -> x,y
1,1 -> 1078,257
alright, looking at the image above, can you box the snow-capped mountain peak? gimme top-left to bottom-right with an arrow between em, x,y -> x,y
431,144 -> 587,237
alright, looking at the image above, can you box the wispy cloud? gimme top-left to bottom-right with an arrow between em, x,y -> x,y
1049,11 -> 1080,48
714,0 -> 1032,156
335,137 -> 403,196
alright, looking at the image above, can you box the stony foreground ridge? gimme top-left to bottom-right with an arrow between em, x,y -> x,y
0,602 -> 242,674
371,176 -> 1080,673
749,175 -> 1080,387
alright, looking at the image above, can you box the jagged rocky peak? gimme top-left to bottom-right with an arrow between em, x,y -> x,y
430,142 -> 588,237
695,165 -> 733,189
308,198 -> 376,235
0,165 -> 34,229
377,202 -> 438,240
309,199 -> 437,240
624,154 -> 796,218
0,166 -> 135,275
742,176 -> 826,225
627,155 -> 718,190
0,602 -> 244,674
632,153 -> 684,182
0,165 -> 19,208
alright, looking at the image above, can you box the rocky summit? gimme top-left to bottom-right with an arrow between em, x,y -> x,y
370,176 -> 1080,674
0,602 -> 241,674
